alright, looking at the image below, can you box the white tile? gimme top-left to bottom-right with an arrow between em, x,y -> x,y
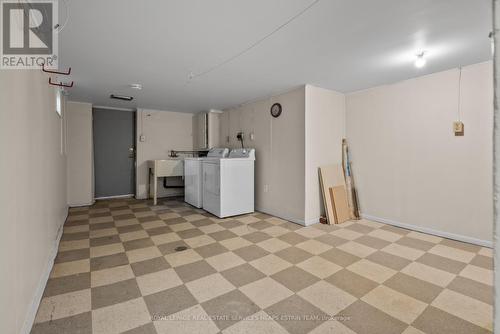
250,254 -> 292,275
91,265 -> 134,287
338,241 -> 377,258
223,310 -> 288,334
401,262 -> 455,287
154,305 -> 219,334
296,256 -> 342,279
298,281 -> 356,315
35,289 -> 91,323
240,277 -> 293,308
206,252 -> 245,272
92,298 -> 151,334
186,273 -> 235,303
136,269 -> 183,295
362,286 -> 427,324
432,289 -> 493,331
428,244 -> 475,263
347,259 -> 396,283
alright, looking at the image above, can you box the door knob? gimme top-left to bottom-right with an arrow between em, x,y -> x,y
128,147 -> 135,158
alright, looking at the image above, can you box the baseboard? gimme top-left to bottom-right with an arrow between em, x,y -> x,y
255,207 -> 308,226
361,213 -> 493,248
20,210 -> 67,334
94,194 -> 134,200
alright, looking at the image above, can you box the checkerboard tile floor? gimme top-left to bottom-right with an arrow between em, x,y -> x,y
31,197 -> 493,334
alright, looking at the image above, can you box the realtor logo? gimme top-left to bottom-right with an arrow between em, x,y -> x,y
1,0 -> 58,69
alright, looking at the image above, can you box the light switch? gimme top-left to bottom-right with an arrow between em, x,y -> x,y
140,134 -> 146,142
453,121 -> 464,136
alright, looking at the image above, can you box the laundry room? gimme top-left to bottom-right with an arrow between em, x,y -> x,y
0,1 -> 496,334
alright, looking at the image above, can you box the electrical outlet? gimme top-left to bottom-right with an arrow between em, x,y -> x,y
139,134 -> 146,142
264,184 -> 269,193
453,121 -> 464,136
250,132 -> 255,141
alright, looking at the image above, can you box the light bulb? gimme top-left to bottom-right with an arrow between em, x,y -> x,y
415,52 -> 426,68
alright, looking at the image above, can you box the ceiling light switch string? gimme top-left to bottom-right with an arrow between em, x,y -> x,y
458,66 -> 462,121
187,0 -> 321,82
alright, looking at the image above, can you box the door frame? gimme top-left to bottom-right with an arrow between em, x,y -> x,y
92,105 -> 137,200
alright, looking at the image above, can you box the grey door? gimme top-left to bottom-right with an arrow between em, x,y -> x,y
93,108 -> 135,198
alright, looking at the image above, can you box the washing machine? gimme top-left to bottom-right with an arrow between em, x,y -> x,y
202,148 -> 255,218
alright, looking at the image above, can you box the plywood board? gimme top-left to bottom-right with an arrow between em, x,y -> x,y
319,164 -> 345,224
330,186 -> 350,224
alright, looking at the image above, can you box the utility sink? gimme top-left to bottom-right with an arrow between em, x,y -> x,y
148,158 -> 183,177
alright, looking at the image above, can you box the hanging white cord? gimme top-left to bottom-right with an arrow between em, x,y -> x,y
458,66 -> 462,121
188,0 -> 321,81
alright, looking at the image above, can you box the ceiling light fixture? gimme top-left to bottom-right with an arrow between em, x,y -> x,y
129,83 -> 143,90
110,94 -> 133,101
415,52 -> 426,68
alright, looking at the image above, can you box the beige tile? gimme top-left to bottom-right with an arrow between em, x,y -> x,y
158,212 -> 181,220
219,237 -> 252,250
432,289 -> 493,330
261,225 -> 290,237
119,230 -> 149,242
406,231 -> 442,243
165,249 -> 203,267
479,247 -> 493,257
298,280 -> 356,315
51,259 -> 90,278
236,215 -> 261,224
368,229 -> 402,242
240,277 -> 293,308
250,254 -> 292,275
169,222 -> 195,232
331,228 -> 363,240
59,239 -> 89,252
92,298 -> 151,334
35,289 -> 91,323
232,226 -> 256,237
401,262 -> 455,287
206,252 -> 245,271
114,218 -> 139,227
223,310 -> 289,334
154,304 -> 219,334
90,216 -> 113,224
296,256 -> 342,279
199,224 -> 225,234
141,220 -> 166,230
91,265 -> 134,287
265,216 -> 289,225
460,264 -> 493,286
126,246 -> 162,263
308,320 -> 357,334
338,241 -> 377,258
184,234 -> 216,248
183,214 -> 206,222
362,286 -> 427,323
90,243 -> 125,258
429,244 -> 475,263
257,238 -> 290,253
402,326 -> 426,334
90,228 -> 118,238
186,273 -> 235,302
382,243 -> 425,261
296,239 -> 331,255
64,225 -> 90,233
295,227 -> 325,238
347,259 -> 396,283
151,232 -> 180,245
136,268 -> 183,295
357,219 -> 384,229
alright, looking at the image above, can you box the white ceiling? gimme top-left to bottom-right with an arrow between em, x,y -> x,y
59,0 -> 492,112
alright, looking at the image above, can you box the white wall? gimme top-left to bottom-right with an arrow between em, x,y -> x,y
220,87 -> 306,223
136,109 -> 193,199
0,70 -> 68,334
346,62 -> 493,244
304,85 -> 346,223
66,102 -> 94,206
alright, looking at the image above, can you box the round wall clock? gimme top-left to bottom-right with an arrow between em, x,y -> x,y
270,103 -> 282,118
